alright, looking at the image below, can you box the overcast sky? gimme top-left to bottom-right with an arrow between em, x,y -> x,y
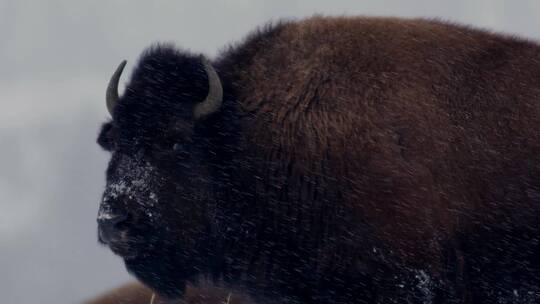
2,1 -> 540,303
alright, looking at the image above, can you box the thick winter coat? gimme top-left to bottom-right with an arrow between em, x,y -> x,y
96,16 -> 540,303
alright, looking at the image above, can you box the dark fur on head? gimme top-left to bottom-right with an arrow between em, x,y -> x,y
97,45 -> 237,297
98,16 -> 540,303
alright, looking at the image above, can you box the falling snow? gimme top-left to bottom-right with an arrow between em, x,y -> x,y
94,16 -> 540,304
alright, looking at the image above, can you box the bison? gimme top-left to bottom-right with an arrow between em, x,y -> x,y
96,16 -> 540,303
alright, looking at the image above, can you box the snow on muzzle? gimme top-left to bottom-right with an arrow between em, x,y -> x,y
98,152 -> 161,224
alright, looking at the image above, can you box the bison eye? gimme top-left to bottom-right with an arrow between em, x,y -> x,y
173,143 -> 184,152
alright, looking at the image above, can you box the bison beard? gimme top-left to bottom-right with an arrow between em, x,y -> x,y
96,16 -> 540,303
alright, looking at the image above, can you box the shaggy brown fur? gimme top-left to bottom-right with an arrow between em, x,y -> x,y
214,16 -> 540,302
84,282 -> 253,304
97,16 -> 540,303
84,282 -> 155,304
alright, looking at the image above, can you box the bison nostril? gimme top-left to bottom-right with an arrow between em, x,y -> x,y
98,213 -> 129,243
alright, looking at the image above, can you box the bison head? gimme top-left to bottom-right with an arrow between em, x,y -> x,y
96,46 -> 227,298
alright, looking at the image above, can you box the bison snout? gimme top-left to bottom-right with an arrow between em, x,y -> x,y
98,213 -> 128,244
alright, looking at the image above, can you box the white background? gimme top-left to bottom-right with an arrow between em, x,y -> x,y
2,1 -> 539,303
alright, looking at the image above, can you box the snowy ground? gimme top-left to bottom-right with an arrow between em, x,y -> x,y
1,1 -> 540,303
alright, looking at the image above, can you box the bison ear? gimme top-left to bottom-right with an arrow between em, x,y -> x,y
97,122 -> 118,151
193,56 -> 223,120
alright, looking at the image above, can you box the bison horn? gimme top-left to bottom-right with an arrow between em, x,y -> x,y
194,56 -> 223,120
106,60 -> 127,116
